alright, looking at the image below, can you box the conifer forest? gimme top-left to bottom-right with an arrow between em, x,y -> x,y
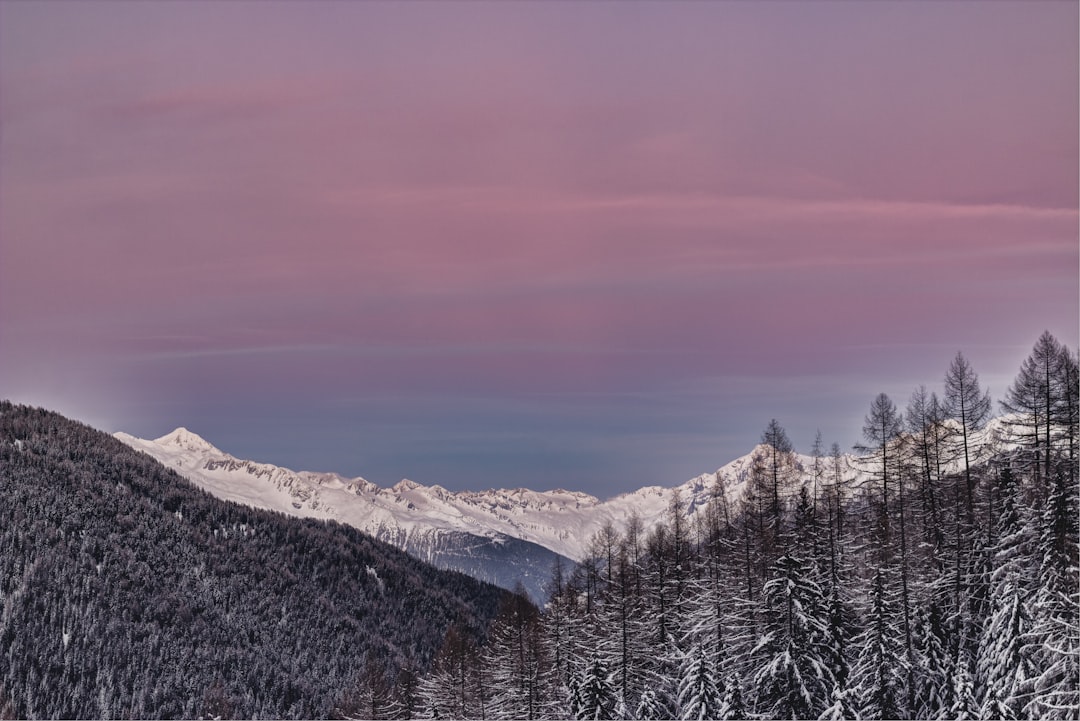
414,332 -> 1079,721
1,331 -> 1077,719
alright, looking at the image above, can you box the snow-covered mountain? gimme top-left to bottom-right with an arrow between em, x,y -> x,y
115,419 -> 1009,598
115,428 -> 854,562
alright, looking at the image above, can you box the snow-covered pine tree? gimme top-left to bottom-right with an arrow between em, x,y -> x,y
389,665 -> 421,721
976,593 -> 1031,720
751,554 -> 834,719
822,582 -> 857,715
721,673 -> 746,721
676,644 -> 723,720
944,352 -> 992,528
735,467 -> 763,606
1059,347 -> 1079,482
599,527 -> 652,708
666,489 -> 694,643
637,523 -> 683,709
1023,463 -> 1080,720
691,472 -> 738,665
1001,332 -> 1057,485
819,685 -> 858,721
852,568 -> 906,720
542,556 -> 576,691
634,688 -> 665,721
909,600 -> 954,719
1025,603 -> 1080,720
855,393 -> 904,570
482,588 -> 547,720
906,385 -> 947,555
418,627 -> 484,721
794,479 -> 858,712
975,462 -> 1036,719
575,657 -> 617,720
759,420 -> 797,571
828,441 -> 852,565
949,656 -> 978,720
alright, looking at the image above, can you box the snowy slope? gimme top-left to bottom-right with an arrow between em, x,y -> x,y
113,428 -> 569,600
116,419 -> 1010,568
115,429 -> 848,563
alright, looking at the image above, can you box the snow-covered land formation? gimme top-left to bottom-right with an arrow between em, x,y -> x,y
2,403 -> 512,719
116,415 -> 1015,602
115,426 -> 869,596
11,336 -> 1071,720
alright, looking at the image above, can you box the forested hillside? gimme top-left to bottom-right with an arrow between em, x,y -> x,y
416,332 -> 1079,720
0,403 -> 512,718
1,331 -> 1076,720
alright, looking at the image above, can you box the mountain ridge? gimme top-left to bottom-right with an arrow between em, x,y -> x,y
113,427 -> 885,564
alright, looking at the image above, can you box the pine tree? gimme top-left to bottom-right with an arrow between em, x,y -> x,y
676,645 -> 722,720
609,537 -> 642,707
736,465 -> 763,604
334,659 -> 395,720
977,592 -> 1031,719
695,475 -> 736,664
856,393 -> 904,568
819,685 -> 858,721
721,674 -> 745,721
543,556 -> 575,692
634,688 -> 665,721
909,601 -> 954,719
809,431 -> 827,569
949,657 -> 978,720
853,569 -> 906,720
391,665 -> 420,720
419,627 -> 484,721
944,351 -> 992,525
822,582 -> 856,709
975,463 -> 1035,720
907,385 -> 946,552
760,419 -> 796,552
666,489 -> 692,644
575,657 -> 616,720
751,555 -> 834,719
483,588 -> 546,720
1000,331 -> 1066,488
1023,463 -> 1080,720
1059,348 -> 1079,483
823,441 -> 851,594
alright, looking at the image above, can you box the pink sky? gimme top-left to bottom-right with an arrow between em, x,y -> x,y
1,2 -> 1077,494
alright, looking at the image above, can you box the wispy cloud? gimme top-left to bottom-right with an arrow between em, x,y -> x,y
324,184 -> 1077,223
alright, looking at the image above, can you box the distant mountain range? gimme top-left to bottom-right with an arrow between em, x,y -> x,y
116,419 -> 1009,599
113,426 -> 880,598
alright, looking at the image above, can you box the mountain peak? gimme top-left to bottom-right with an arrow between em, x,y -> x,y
153,427 -> 222,454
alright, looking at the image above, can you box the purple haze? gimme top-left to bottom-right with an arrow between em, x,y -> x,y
1,2 -> 1076,495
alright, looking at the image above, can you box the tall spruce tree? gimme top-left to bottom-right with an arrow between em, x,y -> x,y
574,657 -> 616,721
483,588 -> 546,721
677,645 -> 723,720
761,419 -> 796,538
751,555 -> 834,719
856,393 -> 903,568
1000,331 -> 1066,488
1023,462 -> 1080,720
944,352 -> 992,525
853,569 -> 906,720
974,463 -> 1035,720
906,385 -> 946,553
